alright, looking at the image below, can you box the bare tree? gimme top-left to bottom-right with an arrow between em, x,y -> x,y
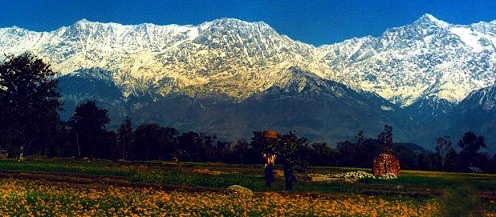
435,136 -> 454,169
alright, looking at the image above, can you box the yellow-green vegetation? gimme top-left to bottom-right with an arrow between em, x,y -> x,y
0,178 -> 441,216
0,159 -> 494,216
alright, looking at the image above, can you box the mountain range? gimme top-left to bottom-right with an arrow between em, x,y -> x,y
1,14 -> 496,153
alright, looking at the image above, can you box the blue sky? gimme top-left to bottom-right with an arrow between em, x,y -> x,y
2,0 -> 496,46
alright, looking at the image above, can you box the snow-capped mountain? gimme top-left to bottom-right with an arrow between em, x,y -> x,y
317,14 -> 496,107
1,18 -> 320,102
2,14 -> 496,150
2,14 -> 496,108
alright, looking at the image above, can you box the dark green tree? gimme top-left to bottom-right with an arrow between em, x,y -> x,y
211,140 -> 231,163
69,100 -> 110,158
336,140 -> 356,166
100,130 -> 117,159
232,139 -> 250,164
250,131 -> 276,158
309,142 -> 340,166
133,123 -> 165,160
458,131 -> 487,169
177,131 -> 216,162
378,125 -> 393,153
278,132 -> 310,190
337,140 -> 383,168
360,138 -> 386,167
161,126 -> 179,161
0,53 -> 63,156
53,124 -> 76,157
116,116 -> 133,160
393,145 -> 416,169
337,129 -> 394,168
132,123 -> 178,161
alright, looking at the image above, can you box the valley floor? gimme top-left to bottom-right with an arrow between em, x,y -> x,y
0,159 -> 494,216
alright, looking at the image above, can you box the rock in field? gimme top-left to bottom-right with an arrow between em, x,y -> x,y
227,185 -> 254,197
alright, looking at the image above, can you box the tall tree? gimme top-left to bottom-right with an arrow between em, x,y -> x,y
0,53 -> 63,156
338,129 -> 402,168
458,131 -> 487,168
132,123 -> 178,161
133,123 -> 163,160
232,139 -> 258,164
278,131 -> 310,190
162,127 -> 179,160
336,140 -> 356,166
309,142 -> 339,166
69,100 -> 110,158
177,132 -> 216,162
116,116 -> 133,160
378,125 -> 393,153
435,136 -> 457,171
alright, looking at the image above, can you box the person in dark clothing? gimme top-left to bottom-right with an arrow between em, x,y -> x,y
264,162 -> 275,188
263,153 -> 276,189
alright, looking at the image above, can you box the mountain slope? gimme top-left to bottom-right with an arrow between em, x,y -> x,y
317,14 -> 496,107
2,15 -> 496,107
2,15 -> 496,149
133,67 -> 411,144
58,68 -> 128,125
1,18 -> 321,104
451,83 -> 496,153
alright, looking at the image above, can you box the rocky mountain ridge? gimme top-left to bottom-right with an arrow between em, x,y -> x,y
2,14 -> 496,108
318,14 -> 496,107
2,14 -> 496,152
1,18 -> 320,103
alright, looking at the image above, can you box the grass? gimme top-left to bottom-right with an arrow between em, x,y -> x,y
0,158 -> 495,215
0,158 -> 129,177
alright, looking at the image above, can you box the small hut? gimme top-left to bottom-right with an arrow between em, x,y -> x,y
373,153 -> 400,177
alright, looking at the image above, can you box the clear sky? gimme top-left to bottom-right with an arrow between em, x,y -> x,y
2,0 -> 496,46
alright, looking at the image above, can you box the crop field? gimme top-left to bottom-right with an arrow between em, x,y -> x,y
0,159 -> 494,216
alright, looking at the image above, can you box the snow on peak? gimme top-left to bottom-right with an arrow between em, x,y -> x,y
1,15 -> 496,107
72,19 -> 98,28
76,18 -> 90,23
449,27 -> 484,52
415,13 -> 450,28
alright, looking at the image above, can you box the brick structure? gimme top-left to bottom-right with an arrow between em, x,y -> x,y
373,153 -> 400,177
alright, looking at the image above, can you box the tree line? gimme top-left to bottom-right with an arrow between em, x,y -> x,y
337,126 -> 496,173
0,54 -> 313,166
37,99 -> 318,166
1,54 -> 495,173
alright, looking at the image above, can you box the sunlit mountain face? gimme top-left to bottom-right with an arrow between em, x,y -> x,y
2,14 -> 496,153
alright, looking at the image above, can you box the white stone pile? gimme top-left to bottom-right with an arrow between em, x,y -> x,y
377,173 -> 397,179
330,171 -> 375,179
329,171 -> 397,180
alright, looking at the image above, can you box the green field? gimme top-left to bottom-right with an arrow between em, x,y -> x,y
0,158 -> 494,216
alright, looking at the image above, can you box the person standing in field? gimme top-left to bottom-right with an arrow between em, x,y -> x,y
263,153 -> 276,189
